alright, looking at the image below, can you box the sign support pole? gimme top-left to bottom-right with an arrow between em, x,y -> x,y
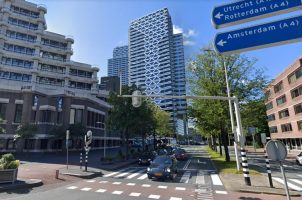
280,161 -> 291,200
233,97 -> 251,186
66,130 -> 69,170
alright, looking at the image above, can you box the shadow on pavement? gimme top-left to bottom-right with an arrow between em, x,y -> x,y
239,197 -> 262,200
2,187 -> 33,195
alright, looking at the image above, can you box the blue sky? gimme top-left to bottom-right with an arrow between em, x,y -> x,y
30,0 -> 302,80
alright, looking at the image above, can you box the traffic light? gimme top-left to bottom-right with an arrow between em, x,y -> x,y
85,130 -> 92,146
132,90 -> 142,108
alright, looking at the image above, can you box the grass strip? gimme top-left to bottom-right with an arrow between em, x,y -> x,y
206,146 -> 261,175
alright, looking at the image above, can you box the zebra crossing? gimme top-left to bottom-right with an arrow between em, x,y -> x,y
273,176 -> 302,192
64,167 -> 227,200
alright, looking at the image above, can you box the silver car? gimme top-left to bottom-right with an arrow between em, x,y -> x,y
296,152 -> 302,166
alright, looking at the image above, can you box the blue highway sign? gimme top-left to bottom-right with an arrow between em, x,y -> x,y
212,0 -> 302,29
214,15 -> 302,55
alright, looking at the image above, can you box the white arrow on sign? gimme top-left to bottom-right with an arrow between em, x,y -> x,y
217,39 -> 227,47
215,12 -> 224,19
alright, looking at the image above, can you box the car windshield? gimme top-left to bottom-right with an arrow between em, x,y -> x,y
153,157 -> 172,164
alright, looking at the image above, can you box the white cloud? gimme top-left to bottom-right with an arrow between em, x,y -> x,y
173,25 -> 183,34
183,40 -> 196,46
173,25 -> 198,46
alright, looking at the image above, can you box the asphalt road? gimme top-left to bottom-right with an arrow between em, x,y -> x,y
0,145 -> 228,200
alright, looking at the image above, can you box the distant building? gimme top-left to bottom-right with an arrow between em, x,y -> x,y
128,8 -> 187,130
107,45 -> 128,85
0,0 -> 120,152
265,57 -> 302,150
99,76 -> 120,94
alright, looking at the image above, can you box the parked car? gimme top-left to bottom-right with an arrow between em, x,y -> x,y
296,152 -> 302,166
147,155 -> 178,180
138,151 -> 157,165
174,148 -> 189,161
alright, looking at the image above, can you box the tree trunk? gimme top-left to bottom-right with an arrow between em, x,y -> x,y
125,128 -> 129,160
222,129 -> 230,162
218,133 -> 222,156
153,131 -> 156,150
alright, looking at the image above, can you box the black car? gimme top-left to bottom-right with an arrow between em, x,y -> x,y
138,151 -> 157,165
147,155 -> 178,180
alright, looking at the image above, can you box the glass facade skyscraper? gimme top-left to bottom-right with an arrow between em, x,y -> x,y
108,45 -> 128,85
128,8 -> 187,130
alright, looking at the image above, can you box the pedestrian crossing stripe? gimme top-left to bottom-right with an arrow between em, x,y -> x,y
273,177 -> 302,191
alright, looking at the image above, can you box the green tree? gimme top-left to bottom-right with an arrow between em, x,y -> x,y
49,125 -> 66,139
153,105 -> 172,138
0,118 -> 5,134
107,85 -> 155,159
15,123 -> 37,139
187,47 -> 268,162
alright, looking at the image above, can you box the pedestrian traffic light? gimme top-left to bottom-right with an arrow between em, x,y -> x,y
132,90 -> 142,108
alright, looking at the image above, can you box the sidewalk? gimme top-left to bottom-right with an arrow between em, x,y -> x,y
220,173 -> 301,197
0,178 -> 42,193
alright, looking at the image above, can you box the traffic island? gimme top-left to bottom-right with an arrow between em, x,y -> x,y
59,166 -> 103,179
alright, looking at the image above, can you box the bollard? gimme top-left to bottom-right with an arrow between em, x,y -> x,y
55,169 -> 59,179
85,150 -> 88,172
80,152 -> 83,169
240,148 -> 251,186
265,154 -> 274,188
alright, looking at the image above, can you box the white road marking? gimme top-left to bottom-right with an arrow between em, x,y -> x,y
137,174 -> 148,180
290,179 -> 302,186
99,181 -> 108,183
95,189 -> 106,193
115,169 -> 137,178
86,179 -> 96,183
81,187 -> 92,191
130,192 -> 141,197
195,188 -> 207,192
67,186 -> 77,190
142,184 -> 151,187
180,171 -> 191,183
126,183 -> 136,186
170,197 -> 182,200
273,177 -> 302,191
104,168 -> 129,177
298,175 -> 302,178
112,182 -> 121,185
196,174 -> 205,184
175,187 -> 186,191
211,174 -> 223,186
148,194 -> 160,199
158,185 -> 168,189
112,190 -> 123,195
215,190 -> 228,194
183,159 -> 191,169
126,169 -> 145,179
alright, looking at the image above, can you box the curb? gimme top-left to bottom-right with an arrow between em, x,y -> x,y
0,179 -> 43,193
100,160 -> 138,171
236,188 -> 301,197
60,171 -> 103,179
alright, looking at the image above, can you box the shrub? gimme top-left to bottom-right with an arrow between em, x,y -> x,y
0,153 -> 20,170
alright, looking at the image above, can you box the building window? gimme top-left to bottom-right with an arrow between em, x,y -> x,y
274,81 -> 283,93
266,102 -> 273,110
14,104 -> 23,123
40,139 -> 48,149
267,114 -> 275,122
281,123 -> 292,132
25,139 -> 35,149
288,67 -> 302,84
276,95 -> 286,106
298,121 -> 302,131
69,109 -> 83,124
294,103 -> 302,114
41,110 -> 51,122
291,85 -> 302,99
279,109 -> 289,119
7,139 -> 15,149
0,103 -> 7,119
56,112 -> 61,124
87,111 -> 105,128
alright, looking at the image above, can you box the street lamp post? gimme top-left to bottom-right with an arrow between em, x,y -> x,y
204,49 -> 240,171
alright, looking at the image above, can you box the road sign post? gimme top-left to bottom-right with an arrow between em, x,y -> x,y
212,0 -> 302,29
266,140 -> 290,200
214,15 -> 302,55
66,130 -> 70,170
